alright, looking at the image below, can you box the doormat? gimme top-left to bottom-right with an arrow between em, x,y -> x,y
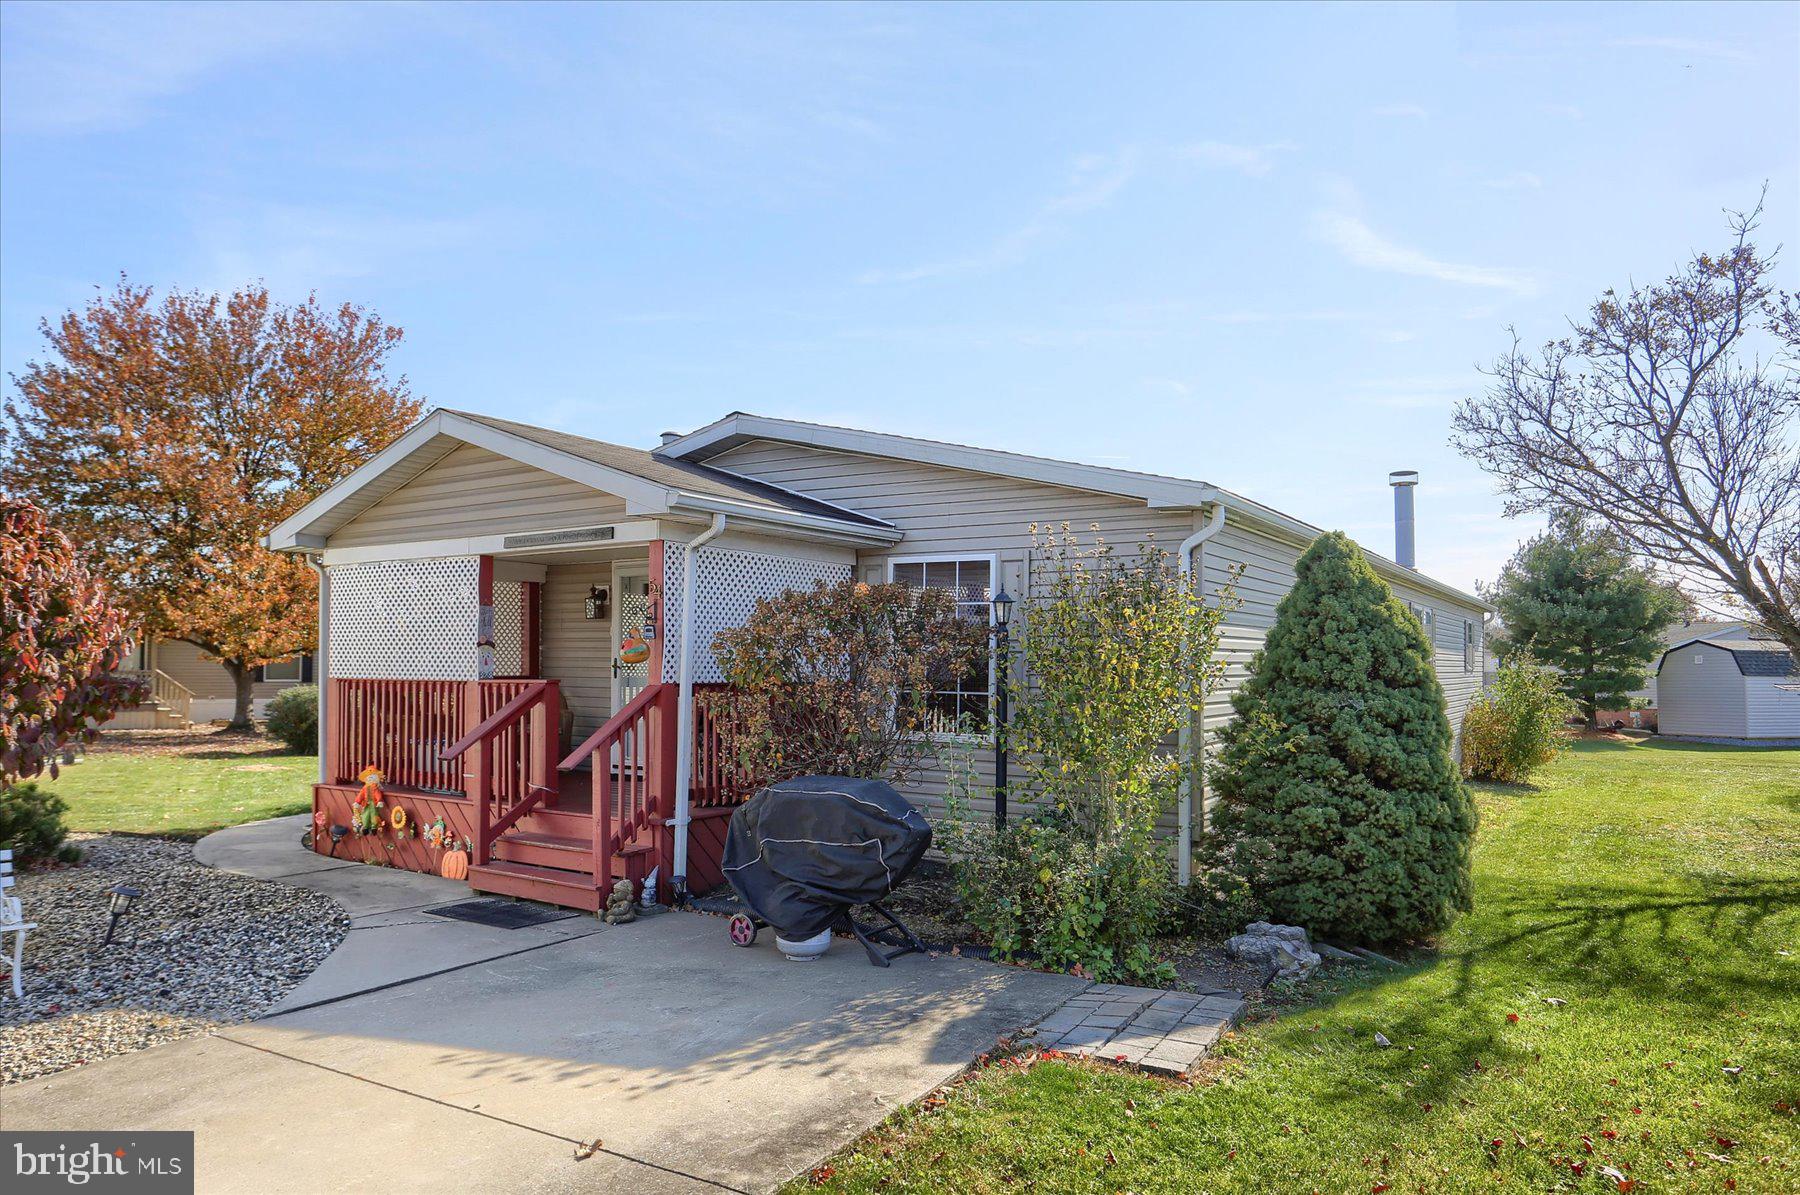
425,899 -> 583,930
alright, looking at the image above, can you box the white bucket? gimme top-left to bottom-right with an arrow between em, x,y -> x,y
774,929 -> 832,961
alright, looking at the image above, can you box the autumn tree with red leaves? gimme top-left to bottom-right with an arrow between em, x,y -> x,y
2,499 -> 143,786
2,280 -> 421,726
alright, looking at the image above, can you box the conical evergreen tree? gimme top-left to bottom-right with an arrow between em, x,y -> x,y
1212,532 -> 1476,942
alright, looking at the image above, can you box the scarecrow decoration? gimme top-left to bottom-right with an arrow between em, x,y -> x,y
351,767 -> 386,836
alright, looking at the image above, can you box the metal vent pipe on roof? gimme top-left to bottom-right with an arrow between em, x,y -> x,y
1389,470 -> 1418,569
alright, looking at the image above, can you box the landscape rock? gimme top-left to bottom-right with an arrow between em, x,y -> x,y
1226,922 -> 1322,981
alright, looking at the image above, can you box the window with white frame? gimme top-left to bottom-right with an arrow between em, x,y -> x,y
1464,618 -> 1478,672
890,556 -> 994,735
1405,600 -> 1435,641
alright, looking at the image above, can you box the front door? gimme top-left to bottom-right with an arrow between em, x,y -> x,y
611,567 -> 653,712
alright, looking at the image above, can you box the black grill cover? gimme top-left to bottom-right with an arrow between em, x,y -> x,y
722,775 -> 932,940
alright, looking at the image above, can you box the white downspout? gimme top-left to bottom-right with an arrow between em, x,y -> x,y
670,513 -> 728,898
1176,502 -> 1227,886
307,556 -> 330,785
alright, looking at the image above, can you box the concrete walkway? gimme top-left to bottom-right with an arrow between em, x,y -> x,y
9,816 -> 1084,1193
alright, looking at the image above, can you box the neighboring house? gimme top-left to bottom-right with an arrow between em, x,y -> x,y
107,638 -> 313,729
1655,637 -> 1799,744
265,408 -> 1492,911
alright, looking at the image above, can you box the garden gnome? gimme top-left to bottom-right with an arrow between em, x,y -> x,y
602,878 -> 637,924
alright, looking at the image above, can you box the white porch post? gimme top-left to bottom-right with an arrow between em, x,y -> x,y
308,557 -> 330,785
670,514 -> 728,896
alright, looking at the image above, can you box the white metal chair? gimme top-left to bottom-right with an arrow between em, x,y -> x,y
0,848 -> 33,999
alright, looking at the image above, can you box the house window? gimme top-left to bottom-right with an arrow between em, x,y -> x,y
1405,600 -> 1435,640
890,556 -> 994,735
260,654 -> 308,683
1463,619 -> 1478,672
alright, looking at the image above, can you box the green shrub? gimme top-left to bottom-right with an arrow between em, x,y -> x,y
1461,658 -> 1573,784
940,800 -> 1176,983
266,685 -> 319,753
1211,532 -> 1478,944
0,782 -> 78,866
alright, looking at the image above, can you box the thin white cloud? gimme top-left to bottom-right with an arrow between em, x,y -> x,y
858,149 -> 1140,284
195,202 -> 490,293
1174,140 -> 1297,178
1607,35 -> 1753,62
1539,103 -> 1583,120
859,139 -> 1293,284
1370,104 -> 1429,119
1311,187 -> 1538,296
0,2 -> 389,134
1483,171 -> 1544,190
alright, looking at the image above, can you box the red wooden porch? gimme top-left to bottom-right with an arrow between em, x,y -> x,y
313,677 -> 750,910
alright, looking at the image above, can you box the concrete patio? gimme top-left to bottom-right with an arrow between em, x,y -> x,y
6,816 -> 1085,1193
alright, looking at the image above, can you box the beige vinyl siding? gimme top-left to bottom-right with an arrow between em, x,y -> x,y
708,439 -> 1198,824
1746,675 -> 1800,739
1657,645 -> 1749,738
329,443 -> 628,549
541,561 -> 638,742
709,440 -> 1490,831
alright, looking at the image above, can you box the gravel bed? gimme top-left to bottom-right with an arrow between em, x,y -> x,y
1,834 -> 348,1085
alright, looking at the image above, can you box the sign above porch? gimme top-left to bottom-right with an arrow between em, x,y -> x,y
503,525 -> 618,550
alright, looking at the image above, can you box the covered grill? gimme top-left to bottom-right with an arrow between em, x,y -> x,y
721,775 -> 931,966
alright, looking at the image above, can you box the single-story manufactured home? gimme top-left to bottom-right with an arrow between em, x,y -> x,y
265,408 -> 1491,911
1655,636 -> 1799,744
106,638 -> 313,729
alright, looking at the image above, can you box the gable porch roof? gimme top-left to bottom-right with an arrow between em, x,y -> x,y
266,409 -> 901,552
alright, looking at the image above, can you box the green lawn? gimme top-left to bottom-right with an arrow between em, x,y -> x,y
803,739 -> 1800,1193
46,732 -> 315,839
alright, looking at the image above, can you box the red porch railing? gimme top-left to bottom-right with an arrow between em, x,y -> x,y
559,683 -> 677,893
326,679 -> 554,796
439,679 -> 560,865
691,683 -> 755,808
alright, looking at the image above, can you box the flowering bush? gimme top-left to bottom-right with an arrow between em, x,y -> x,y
1461,658 -> 1573,783
710,579 -> 987,784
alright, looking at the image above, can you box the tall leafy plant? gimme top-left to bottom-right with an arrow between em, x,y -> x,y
1009,525 -> 1236,844
710,579 -> 986,784
1461,658 -> 1574,784
942,526 -> 1237,982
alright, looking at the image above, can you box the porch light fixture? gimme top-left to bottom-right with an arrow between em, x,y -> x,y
585,585 -> 610,621
990,588 -> 1013,828
101,884 -> 141,947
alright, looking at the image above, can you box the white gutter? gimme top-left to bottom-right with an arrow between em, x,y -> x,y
670,512 -> 728,897
306,556 -> 330,785
1176,502 -> 1227,886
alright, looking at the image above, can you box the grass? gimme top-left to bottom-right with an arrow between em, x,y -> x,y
42,729 -> 315,840
801,739 -> 1800,1193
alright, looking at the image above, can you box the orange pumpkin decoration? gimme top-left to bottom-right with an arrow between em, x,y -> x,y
440,849 -> 469,880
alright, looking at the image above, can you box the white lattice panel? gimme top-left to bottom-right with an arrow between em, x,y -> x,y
492,579 -> 525,676
660,544 -> 851,683
327,557 -> 480,679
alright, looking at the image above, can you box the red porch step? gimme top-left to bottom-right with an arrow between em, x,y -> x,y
467,861 -> 603,912
493,831 -> 595,872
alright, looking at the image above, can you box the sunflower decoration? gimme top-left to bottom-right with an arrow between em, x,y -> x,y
389,805 -> 409,833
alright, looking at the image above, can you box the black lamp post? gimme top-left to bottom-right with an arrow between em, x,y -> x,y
990,587 -> 1014,828
101,884 -> 140,947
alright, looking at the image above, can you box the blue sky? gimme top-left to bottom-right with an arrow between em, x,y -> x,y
3,1 -> 1795,593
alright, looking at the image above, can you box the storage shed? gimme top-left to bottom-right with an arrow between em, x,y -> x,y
1655,637 -> 1800,744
